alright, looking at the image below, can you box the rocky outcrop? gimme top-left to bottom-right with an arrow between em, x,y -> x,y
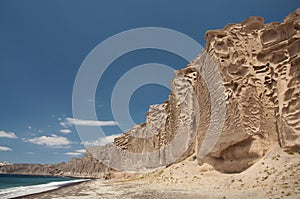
0,152 -> 109,178
110,9 -> 300,173
201,9 -> 300,172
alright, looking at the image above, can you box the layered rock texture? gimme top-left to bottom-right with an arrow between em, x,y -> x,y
110,9 -> 300,173
1,9 -> 299,175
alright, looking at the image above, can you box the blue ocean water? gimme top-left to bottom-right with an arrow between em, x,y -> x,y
0,174 -> 90,198
0,174 -> 73,189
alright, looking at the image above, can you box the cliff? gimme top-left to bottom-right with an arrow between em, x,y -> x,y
1,9 -> 299,176
109,8 -> 300,173
0,151 -> 109,178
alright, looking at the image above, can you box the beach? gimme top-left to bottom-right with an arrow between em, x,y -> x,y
23,146 -> 300,199
23,179 -> 206,199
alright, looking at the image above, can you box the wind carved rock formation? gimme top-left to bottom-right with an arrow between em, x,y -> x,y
111,9 -> 300,173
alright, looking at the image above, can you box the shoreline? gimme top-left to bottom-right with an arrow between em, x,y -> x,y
0,175 -> 93,199
16,147 -> 300,199
19,179 -> 94,199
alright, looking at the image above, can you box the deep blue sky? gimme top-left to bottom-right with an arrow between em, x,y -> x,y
0,0 -> 298,164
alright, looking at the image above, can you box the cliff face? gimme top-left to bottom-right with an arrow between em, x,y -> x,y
205,11 -> 300,148
111,9 -> 300,173
201,9 -> 300,172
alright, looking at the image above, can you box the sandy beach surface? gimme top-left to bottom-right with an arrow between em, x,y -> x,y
23,146 -> 300,199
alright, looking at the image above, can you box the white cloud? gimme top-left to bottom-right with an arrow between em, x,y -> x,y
61,118 -> 118,127
64,152 -> 82,156
0,146 -> 12,151
64,149 -> 86,156
60,122 -> 68,128
59,129 -> 71,134
25,134 -> 72,147
82,133 -> 122,147
0,131 -> 17,139
75,149 -> 86,153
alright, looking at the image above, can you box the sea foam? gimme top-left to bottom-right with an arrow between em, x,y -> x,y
0,179 -> 90,199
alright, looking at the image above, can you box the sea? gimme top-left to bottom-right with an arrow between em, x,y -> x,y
0,174 -> 90,199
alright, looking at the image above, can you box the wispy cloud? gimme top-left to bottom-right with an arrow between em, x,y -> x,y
75,149 -> 86,153
0,131 -> 17,139
0,146 -> 12,151
60,117 -> 118,127
64,152 -> 82,156
82,133 -> 122,147
64,149 -> 86,156
24,134 -> 72,147
59,129 -> 72,134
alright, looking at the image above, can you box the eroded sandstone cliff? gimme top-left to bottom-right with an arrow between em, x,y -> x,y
111,8 -> 300,173
199,9 -> 300,172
